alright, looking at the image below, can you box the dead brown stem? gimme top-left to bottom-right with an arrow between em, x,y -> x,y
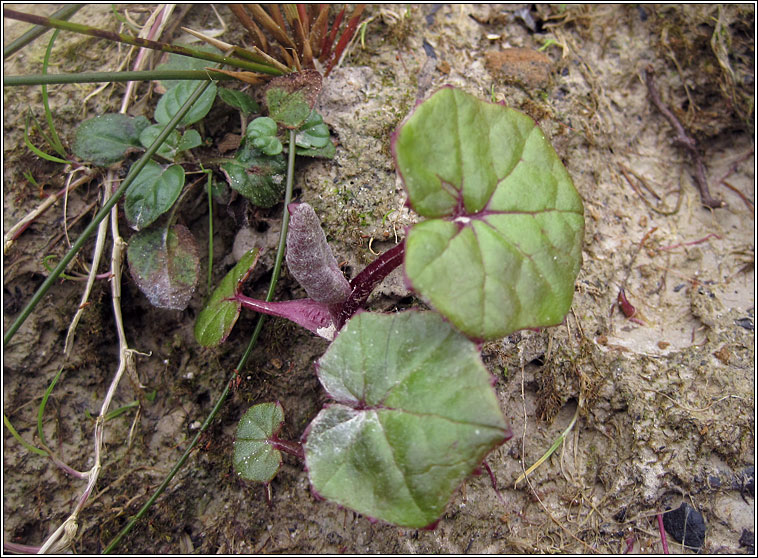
644,66 -> 723,209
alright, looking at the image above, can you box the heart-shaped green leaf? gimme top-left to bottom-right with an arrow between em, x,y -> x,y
127,224 -> 199,310
194,249 -> 259,347
73,113 -> 150,166
394,87 -> 584,340
220,146 -> 287,208
124,160 -> 185,230
177,129 -> 202,152
265,70 -> 322,129
154,79 -> 217,127
234,402 -> 285,483
305,311 -> 510,528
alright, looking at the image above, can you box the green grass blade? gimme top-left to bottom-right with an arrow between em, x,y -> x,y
4,414 -> 49,457
3,8 -> 285,75
3,4 -> 83,59
41,29 -> 67,158
4,69 -> 236,86
24,113 -> 70,164
37,367 -> 65,448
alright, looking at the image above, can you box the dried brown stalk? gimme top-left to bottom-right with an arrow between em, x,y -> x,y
644,66 -> 723,209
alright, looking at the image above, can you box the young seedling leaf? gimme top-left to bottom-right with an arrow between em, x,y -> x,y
218,87 -> 261,115
295,111 -> 330,149
220,145 -> 287,208
124,160 -> 185,231
234,402 -> 285,483
245,117 -> 283,156
73,113 -> 150,166
394,87 -> 585,340
194,248 -> 259,347
265,69 -> 322,129
305,311 -> 510,528
127,224 -> 199,310
154,79 -> 218,127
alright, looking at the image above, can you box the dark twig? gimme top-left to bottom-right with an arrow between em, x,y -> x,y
644,66 -> 723,209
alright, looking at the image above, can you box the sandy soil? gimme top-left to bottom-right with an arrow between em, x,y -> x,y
3,4 -> 754,554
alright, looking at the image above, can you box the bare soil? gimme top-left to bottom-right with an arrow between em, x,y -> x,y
3,4 -> 754,554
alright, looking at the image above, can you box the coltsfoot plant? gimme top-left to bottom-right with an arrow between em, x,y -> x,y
197,86 -> 585,528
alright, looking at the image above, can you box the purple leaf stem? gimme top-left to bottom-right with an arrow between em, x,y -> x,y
269,436 -> 305,460
337,240 -> 406,328
234,294 -> 336,339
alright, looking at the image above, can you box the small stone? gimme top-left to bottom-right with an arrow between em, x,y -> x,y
739,529 -> 754,553
735,317 -> 754,330
662,502 -> 706,551
484,48 -> 553,89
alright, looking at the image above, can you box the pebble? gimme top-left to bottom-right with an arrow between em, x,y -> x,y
662,502 -> 706,551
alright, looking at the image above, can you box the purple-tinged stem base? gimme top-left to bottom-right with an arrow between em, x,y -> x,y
338,240 -> 405,328
269,437 -> 305,460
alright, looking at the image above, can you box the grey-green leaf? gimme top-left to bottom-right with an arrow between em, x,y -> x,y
305,311 -> 510,528
124,160 -> 185,230
127,224 -> 199,310
73,113 -> 150,166
139,124 -> 182,161
234,402 -> 285,483
394,87 -> 585,340
265,70 -> 322,129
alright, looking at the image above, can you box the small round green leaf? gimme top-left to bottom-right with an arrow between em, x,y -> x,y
73,113 -> 150,166
295,141 -> 336,159
124,160 -> 185,230
246,117 -> 282,156
234,402 -> 285,483
177,129 -> 202,152
295,111 -> 329,149
305,311 -> 510,528
154,80 -> 217,127
127,224 -> 199,310
394,87 -> 585,340
194,249 -> 259,347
